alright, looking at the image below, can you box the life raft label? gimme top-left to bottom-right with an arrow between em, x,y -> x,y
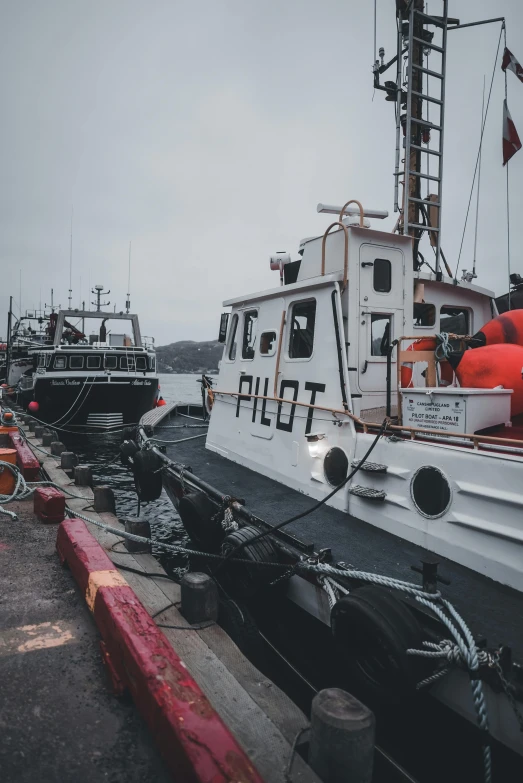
403,395 -> 466,432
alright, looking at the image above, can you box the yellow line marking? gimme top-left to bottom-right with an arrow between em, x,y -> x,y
86,569 -> 128,611
0,621 -> 75,655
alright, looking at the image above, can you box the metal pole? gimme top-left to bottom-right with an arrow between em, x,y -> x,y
448,17 -> 505,32
504,24 -> 511,310
472,76 -> 486,278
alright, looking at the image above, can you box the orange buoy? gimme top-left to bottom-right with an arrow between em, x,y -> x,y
28,401 -> 39,413
473,310 -> 523,348
450,343 -> 523,416
400,337 -> 453,388
157,397 -> 166,407
3,411 -> 13,421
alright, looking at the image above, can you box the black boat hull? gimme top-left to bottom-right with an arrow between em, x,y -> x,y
21,376 -> 158,427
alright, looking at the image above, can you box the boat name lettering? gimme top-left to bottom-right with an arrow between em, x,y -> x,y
50,379 -> 81,386
235,376 -> 326,434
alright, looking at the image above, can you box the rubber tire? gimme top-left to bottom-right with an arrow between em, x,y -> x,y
178,491 -> 224,552
331,585 -> 427,704
120,439 -> 139,468
132,449 -> 163,502
221,526 -> 281,597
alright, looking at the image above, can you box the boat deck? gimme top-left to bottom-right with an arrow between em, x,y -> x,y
156,412 -> 523,659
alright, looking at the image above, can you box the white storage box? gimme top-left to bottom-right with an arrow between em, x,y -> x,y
401,388 -> 513,433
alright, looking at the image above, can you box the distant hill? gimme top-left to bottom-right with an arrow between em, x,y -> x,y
156,340 -> 223,374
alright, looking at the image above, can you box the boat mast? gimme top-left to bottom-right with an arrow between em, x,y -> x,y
375,1 -> 452,275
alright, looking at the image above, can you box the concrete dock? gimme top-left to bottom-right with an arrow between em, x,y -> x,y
1,416 -> 321,783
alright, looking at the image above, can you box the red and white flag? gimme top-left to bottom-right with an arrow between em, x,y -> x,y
502,47 -> 523,83
503,99 -> 522,165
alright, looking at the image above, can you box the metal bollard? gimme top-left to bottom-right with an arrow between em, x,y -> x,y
74,464 -> 93,487
122,517 -> 151,552
35,426 -> 45,438
28,420 -> 37,432
93,485 -> 116,514
50,441 -> 66,456
180,572 -> 219,625
309,688 -> 375,783
61,452 -> 78,471
42,431 -> 53,446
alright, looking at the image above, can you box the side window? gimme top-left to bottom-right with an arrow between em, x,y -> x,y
260,331 -> 277,356
440,307 -> 470,335
38,353 -> 46,368
289,300 -> 316,359
371,314 -> 392,357
149,355 -> 156,372
70,355 -> 84,369
120,357 -> 135,370
373,258 -> 391,293
228,314 -> 239,361
242,310 -> 258,360
104,355 -> 117,369
136,356 -> 147,370
87,356 -> 101,369
414,303 -> 436,327
54,356 -> 66,369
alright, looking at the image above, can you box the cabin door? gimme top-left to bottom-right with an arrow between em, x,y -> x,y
358,243 -> 405,393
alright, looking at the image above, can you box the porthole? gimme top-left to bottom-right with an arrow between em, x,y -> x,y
411,466 -> 451,519
324,447 -> 349,487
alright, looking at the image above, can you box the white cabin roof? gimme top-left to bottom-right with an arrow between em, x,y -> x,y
222,271 -> 343,307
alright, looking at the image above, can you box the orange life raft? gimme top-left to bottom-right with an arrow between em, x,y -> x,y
450,342 -> 523,416
472,309 -> 523,348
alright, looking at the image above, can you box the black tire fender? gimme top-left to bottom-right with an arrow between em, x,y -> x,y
120,439 -> 139,468
132,449 -> 163,502
178,491 -> 224,552
221,525 -> 281,596
331,585 -> 428,703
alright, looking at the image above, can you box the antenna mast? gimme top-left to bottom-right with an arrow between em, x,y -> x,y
92,285 -> 110,312
69,207 -> 73,309
126,241 -> 131,313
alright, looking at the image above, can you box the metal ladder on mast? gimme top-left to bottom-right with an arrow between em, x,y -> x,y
398,1 -> 449,276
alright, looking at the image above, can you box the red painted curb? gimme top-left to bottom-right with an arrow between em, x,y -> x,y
34,487 -> 65,524
9,432 -> 40,480
56,518 -> 264,783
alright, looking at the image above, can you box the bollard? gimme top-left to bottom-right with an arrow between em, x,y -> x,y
61,452 -> 78,471
122,517 -> 151,552
42,431 -> 53,446
93,485 -> 116,514
35,426 -> 45,438
309,688 -> 375,783
28,420 -> 37,432
74,464 -> 93,487
50,441 -> 66,456
180,572 -> 219,625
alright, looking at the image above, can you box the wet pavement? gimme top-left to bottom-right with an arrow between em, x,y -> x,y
0,499 -> 171,783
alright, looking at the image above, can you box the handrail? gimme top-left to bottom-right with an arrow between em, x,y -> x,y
273,309 -> 286,397
321,222 -> 349,290
338,199 -> 364,227
211,388 -> 523,453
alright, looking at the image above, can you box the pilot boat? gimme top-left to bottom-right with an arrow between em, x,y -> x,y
126,2 -> 523,775
18,286 -> 158,429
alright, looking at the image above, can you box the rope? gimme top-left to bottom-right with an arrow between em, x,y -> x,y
150,433 -> 207,445
504,24 -> 512,311
454,23 -> 504,280
0,461 -> 87,518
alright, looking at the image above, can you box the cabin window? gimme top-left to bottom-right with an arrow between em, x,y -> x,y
54,356 -> 66,370
120,356 -> 135,370
148,355 -> 156,372
440,307 -> 470,335
289,299 -> 316,359
371,314 -> 391,357
242,310 -> 258,360
414,303 -> 436,327
228,314 -> 239,361
104,355 -> 117,369
136,356 -> 147,370
373,258 -> 391,293
260,331 -> 277,356
37,353 -> 46,368
87,356 -> 101,369
70,356 -> 84,369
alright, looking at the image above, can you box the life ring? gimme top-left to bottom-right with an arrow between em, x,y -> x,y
400,337 -> 453,388
205,387 -> 214,417
330,585 -> 432,703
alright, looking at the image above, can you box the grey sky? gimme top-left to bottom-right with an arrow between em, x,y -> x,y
1,0 -> 522,345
